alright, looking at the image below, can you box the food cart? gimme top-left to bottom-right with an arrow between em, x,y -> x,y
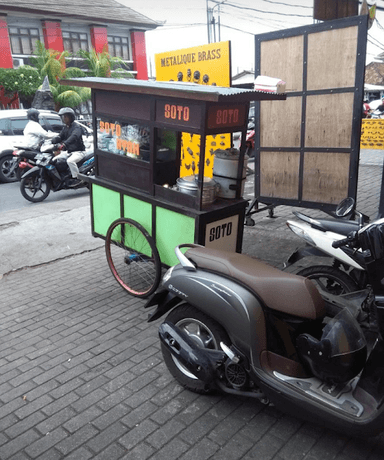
62,77 -> 285,297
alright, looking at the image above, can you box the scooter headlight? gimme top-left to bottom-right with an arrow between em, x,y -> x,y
286,222 -> 316,246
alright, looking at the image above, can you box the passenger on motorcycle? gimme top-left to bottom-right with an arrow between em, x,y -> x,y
23,108 -> 51,149
52,107 -> 86,186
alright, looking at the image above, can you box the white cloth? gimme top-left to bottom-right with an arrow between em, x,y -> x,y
23,121 -> 50,149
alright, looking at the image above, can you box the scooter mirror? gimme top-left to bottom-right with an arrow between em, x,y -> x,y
335,197 -> 355,218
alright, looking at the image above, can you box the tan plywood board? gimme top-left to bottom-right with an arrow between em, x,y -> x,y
260,97 -> 302,148
305,92 -> 354,148
307,26 -> 358,90
260,35 -> 304,92
302,151 -> 350,203
260,151 -> 300,199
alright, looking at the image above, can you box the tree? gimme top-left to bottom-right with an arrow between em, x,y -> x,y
77,48 -> 134,79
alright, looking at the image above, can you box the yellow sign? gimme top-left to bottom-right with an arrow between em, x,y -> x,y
360,119 -> 384,149
155,42 -> 232,177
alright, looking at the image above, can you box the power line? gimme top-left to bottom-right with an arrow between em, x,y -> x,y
229,0 -> 312,10
223,1 -> 313,18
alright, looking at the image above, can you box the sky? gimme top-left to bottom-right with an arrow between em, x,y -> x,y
117,0 -> 384,78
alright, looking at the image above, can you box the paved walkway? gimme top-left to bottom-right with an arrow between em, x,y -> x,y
0,150 -> 384,459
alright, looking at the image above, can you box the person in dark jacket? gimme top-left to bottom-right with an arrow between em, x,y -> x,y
52,107 -> 85,185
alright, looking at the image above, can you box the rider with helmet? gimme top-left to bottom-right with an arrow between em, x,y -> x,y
52,107 -> 85,185
23,108 -> 51,149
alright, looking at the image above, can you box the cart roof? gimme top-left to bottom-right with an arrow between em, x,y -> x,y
60,77 -> 286,103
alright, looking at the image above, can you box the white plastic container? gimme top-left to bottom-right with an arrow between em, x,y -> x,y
213,149 -> 248,199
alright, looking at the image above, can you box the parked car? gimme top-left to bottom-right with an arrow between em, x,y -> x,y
0,109 -> 93,183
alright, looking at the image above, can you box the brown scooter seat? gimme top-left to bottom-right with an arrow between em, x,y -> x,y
186,247 -> 325,320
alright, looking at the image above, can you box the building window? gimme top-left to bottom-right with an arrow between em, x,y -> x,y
108,35 -> 130,60
9,27 -> 40,55
62,31 -> 89,53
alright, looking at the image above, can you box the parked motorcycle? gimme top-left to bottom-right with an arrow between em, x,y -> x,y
10,145 -> 43,181
20,147 -> 94,202
145,211 -> 384,435
285,198 -> 373,295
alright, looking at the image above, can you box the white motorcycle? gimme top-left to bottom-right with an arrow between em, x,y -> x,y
285,198 -> 379,296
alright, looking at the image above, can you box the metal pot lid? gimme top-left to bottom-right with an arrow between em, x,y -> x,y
177,175 -> 217,190
214,148 -> 248,160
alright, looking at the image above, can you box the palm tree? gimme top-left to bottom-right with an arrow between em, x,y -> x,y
77,48 -> 134,79
30,41 -> 89,109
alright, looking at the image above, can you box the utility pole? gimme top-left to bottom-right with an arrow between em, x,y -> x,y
206,0 -> 226,44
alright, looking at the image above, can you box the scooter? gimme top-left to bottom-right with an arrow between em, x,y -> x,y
145,210 -> 384,436
285,198 -> 374,295
20,146 -> 94,202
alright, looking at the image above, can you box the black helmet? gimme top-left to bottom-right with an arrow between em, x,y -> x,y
27,108 -> 40,122
296,309 -> 367,384
58,107 -> 75,122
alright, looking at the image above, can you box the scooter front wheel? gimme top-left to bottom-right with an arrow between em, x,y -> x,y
297,265 -> 358,295
20,171 -> 51,202
162,303 -> 230,394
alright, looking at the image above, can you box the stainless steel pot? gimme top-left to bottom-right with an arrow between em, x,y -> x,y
176,175 -> 218,204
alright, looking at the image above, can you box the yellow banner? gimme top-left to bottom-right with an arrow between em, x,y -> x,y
361,119 -> 384,149
155,42 -> 232,177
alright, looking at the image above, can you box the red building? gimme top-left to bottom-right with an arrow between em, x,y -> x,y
0,0 -> 159,106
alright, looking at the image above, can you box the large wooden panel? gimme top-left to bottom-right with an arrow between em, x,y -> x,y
260,151 -> 300,199
307,26 -> 358,90
302,151 -> 350,203
314,0 -> 358,21
260,35 -> 304,92
305,92 -> 354,148
260,97 -> 302,148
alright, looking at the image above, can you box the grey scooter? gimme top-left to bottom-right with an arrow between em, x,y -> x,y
146,222 -> 384,436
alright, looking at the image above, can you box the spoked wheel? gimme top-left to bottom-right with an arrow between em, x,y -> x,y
161,304 -> 230,394
105,218 -> 161,298
20,171 -> 51,202
297,265 -> 358,295
0,154 -> 17,183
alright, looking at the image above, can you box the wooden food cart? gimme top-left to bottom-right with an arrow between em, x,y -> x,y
62,78 -> 285,297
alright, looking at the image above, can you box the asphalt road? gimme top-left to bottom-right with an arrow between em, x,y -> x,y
0,181 -> 103,277
0,180 -> 89,213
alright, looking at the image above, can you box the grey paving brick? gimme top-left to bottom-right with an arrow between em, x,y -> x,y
70,388 -> 109,413
146,418 -> 186,449
86,421 -> 128,453
119,442 -> 155,460
147,437 -> 189,460
36,407 -> 77,435
0,429 -> 41,459
212,432 -> 255,460
92,403 -> 130,431
243,433 -> 285,460
24,427 -> 68,458
181,437 -> 220,460
118,419 -> 159,451
63,406 -> 103,433
120,401 -> 158,429
4,411 -> 46,439
55,424 -> 100,456
92,443 -> 128,460
61,446 -> 94,460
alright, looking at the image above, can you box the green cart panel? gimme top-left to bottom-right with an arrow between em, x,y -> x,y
156,207 -> 195,266
92,185 -> 121,237
123,195 -> 152,235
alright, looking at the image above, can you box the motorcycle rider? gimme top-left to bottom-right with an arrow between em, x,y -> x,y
52,107 -> 86,186
23,108 -> 51,149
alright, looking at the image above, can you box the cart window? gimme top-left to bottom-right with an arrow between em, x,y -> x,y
155,128 -> 179,187
96,118 -> 150,162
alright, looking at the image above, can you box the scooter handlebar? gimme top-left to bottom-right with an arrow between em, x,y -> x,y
332,232 -> 357,249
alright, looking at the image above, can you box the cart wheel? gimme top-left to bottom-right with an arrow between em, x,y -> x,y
245,216 -> 255,227
105,218 -> 161,298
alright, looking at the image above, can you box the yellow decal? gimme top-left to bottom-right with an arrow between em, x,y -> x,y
156,42 -> 232,177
